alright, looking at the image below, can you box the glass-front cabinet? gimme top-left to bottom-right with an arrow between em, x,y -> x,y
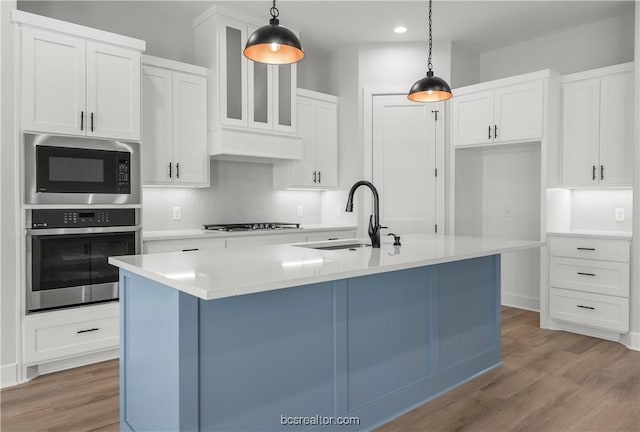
216,18 -> 296,133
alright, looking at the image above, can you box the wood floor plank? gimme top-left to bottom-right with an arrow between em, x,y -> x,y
2,307 -> 639,432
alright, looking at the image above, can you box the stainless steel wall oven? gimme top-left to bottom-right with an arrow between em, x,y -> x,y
26,208 -> 141,313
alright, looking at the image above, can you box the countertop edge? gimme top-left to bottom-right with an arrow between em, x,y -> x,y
546,231 -> 632,240
143,226 -> 358,241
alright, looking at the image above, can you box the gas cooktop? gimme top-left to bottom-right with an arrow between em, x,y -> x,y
203,223 -> 301,232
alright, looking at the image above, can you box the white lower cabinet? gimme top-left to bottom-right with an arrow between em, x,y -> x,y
547,235 -> 630,336
144,237 -> 226,254
23,303 -> 119,365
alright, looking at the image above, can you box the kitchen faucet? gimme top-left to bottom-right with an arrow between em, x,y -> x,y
345,180 -> 386,248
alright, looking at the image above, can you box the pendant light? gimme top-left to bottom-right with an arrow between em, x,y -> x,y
408,0 -> 452,102
244,0 -> 304,65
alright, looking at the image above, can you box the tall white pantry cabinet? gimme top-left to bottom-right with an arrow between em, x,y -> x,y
18,14 -> 143,141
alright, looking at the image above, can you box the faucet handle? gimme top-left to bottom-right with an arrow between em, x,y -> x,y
387,233 -> 401,246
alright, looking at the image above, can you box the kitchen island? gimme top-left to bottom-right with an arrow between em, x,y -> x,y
109,234 -> 542,432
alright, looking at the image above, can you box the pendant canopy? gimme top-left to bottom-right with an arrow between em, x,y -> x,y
244,1 -> 304,65
408,0 -> 452,102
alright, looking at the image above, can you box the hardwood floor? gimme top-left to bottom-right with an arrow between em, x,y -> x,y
1,307 -> 639,432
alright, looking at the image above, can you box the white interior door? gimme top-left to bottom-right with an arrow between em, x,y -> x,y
372,94 -> 443,235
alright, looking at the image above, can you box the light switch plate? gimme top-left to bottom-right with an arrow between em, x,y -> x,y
615,208 -> 625,222
172,206 -> 181,221
297,206 -> 304,217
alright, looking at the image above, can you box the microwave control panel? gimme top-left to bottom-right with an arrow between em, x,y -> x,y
117,158 -> 131,193
31,208 -> 136,228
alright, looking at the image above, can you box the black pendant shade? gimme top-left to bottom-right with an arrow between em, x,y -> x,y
244,3 -> 304,65
408,71 -> 452,102
408,0 -> 452,103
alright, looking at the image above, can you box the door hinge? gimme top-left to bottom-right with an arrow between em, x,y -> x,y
435,224 -> 438,233
431,110 -> 439,121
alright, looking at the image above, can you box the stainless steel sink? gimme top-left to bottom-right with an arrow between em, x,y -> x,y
297,242 -> 372,251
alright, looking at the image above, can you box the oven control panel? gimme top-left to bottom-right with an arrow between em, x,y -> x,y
32,209 -> 136,228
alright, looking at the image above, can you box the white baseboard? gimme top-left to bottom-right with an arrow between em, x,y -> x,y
32,348 -> 119,377
1,363 -> 19,389
621,331 -> 640,351
501,293 -> 540,312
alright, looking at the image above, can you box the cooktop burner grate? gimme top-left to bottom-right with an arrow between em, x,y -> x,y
203,222 -> 301,232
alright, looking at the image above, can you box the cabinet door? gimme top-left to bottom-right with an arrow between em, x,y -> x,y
315,100 -> 338,187
172,72 -> 209,186
141,65 -> 174,185
561,79 -> 600,186
288,96 -> 317,187
219,17 -> 248,127
273,64 -> 297,133
86,42 -> 140,140
493,81 -> 543,143
248,59 -> 273,130
451,91 -> 493,146
21,28 -> 86,136
599,71 -> 633,186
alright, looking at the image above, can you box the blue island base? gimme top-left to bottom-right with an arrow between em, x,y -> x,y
119,255 -> 501,431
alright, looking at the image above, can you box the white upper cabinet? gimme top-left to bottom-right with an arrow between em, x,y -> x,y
561,64 -> 633,187
452,79 -> 544,147
21,27 -> 86,136
142,56 -> 209,187
194,6 -> 302,161
85,42 -> 140,140
273,89 -> 338,189
16,11 -> 145,140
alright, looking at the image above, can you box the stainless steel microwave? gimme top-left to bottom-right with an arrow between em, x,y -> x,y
24,133 -> 141,205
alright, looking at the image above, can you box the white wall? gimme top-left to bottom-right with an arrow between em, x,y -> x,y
1,0 -> 20,388
451,42 -> 480,88
631,2 -> 639,348
18,1 -> 197,63
480,14 -> 634,82
143,161 -> 322,231
571,189 -> 633,232
297,42 -> 331,94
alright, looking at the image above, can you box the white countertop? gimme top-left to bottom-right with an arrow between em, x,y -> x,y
143,225 -> 357,241
547,230 -> 632,240
110,234 -> 543,301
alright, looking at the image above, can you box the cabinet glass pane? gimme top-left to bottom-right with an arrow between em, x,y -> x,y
253,63 -> 268,124
226,26 -> 242,120
278,64 -> 292,127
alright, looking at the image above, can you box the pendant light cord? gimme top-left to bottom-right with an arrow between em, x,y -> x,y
270,0 -> 279,20
427,0 -> 433,73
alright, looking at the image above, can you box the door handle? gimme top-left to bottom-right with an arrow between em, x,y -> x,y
312,171 -> 317,183
592,165 -> 596,181
168,162 -> 172,178
488,125 -> 492,139
176,163 -> 180,179
494,125 -> 498,139
577,247 -> 595,251
577,305 -> 595,311
80,111 -> 84,131
577,272 -> 596,277
600,165 -> 604,181
318,171 -> 321,184
90,113 -> 94,132
77,328 -> 99,334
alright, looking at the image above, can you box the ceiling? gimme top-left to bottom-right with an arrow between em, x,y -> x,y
150,0 -> 633,54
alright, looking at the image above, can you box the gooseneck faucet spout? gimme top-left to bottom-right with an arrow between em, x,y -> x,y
345,180 -> 386,248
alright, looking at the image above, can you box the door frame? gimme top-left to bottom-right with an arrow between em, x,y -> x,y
363,86 -> 446,236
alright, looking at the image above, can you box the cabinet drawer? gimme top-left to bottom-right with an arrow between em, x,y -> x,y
549,236 -> 629,262
550,257 -> 629,297
144,237 -> 226,254
305,230 -> 357,242
226,233 -> 307,248
549,288 -> 629,333
24,304 -> 119,364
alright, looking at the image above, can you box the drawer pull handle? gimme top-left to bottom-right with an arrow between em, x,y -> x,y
77,328 -> 99,334
577,247 -> 596,251
328,238 -> 339,241
577,272 -> 596,277
577,305 -> 595,311
182,248 -> 199,252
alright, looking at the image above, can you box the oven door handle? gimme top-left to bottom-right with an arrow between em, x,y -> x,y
26,226 -> 142,236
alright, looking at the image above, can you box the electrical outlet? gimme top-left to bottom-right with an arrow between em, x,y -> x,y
172,206 -> 181,221
615,208 -> 625,222
297,206 -> 304,217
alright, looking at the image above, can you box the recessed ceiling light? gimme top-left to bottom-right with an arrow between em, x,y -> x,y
394,26 -> 408,34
